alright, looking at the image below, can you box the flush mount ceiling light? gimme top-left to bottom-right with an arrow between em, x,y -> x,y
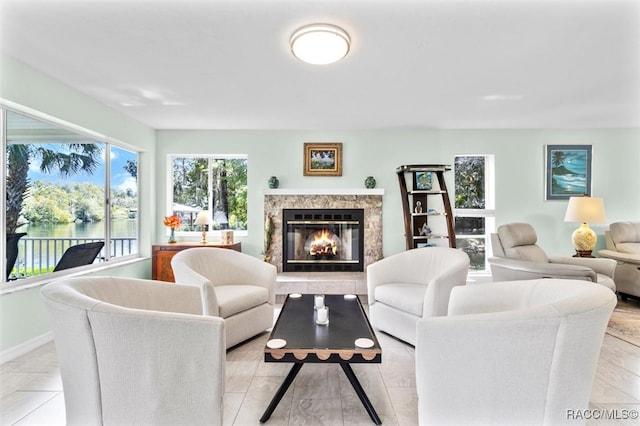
290,24 -> 350,65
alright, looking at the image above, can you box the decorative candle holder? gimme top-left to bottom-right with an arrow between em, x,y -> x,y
314,294 -> 325,310
316,306 -> 329,325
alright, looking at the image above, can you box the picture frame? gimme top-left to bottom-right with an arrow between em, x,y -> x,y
545,144 -> 592,200
414,171 -> 433,190
303,143 -> 342,176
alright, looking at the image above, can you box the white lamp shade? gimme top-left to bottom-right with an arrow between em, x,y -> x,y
564,197 -> 606,224
290,24 -> 350,65
195,211 -> 211,225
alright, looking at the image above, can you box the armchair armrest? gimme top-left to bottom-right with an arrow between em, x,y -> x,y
489,257 -> 597,282
172,266 -> 220,316
548,256 -> 616,278
598,249 -> 640,266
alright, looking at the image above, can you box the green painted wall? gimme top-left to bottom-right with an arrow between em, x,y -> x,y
0,56 -> 156,353
156,129 -> 640,258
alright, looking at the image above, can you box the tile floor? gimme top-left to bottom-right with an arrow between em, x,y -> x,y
1,299 -> 639,425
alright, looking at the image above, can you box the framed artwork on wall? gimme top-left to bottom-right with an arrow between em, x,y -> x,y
414,171 -> 433,190
303,143 -> 342,176
545,144 -> 592,200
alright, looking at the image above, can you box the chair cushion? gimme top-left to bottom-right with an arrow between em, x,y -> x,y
609,222 -> 640,255
215,285 -> 269,318
497,223 -> 549,263
374,283 -> 426,317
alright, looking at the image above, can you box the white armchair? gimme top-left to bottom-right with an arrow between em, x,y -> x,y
599,221 -> 640,299
366,247 -> 470,345
489,222 -> 616,292
171,247 -> 276,348
416,278 -> 616,425
41,276 -> 225,426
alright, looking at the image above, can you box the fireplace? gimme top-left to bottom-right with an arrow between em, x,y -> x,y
282,208 -> 364,272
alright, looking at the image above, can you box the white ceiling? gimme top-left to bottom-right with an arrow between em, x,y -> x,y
1,0 -> 639,130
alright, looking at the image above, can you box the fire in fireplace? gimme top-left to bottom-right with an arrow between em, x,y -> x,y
283,208 -> 364,272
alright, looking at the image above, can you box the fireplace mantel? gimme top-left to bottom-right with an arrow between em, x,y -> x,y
264,190 -> 383,273
264,188 -> 384,196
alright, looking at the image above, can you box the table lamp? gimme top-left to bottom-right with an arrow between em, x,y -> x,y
564,196 -> 606,257
195,210 -> 211,244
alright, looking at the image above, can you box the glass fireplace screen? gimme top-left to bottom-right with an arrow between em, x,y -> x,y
283,208 -> 364,272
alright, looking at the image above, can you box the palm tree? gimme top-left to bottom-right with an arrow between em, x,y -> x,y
552,151 -> 565,168
6,143 -> 102,234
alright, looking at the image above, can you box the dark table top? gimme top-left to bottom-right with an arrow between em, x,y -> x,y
265,294 -> 381,363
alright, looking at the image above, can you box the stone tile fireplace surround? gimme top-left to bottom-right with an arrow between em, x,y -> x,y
264,189 -> 383,297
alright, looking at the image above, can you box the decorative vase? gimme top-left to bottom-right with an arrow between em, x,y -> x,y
365,176 -> 376,189
268,176 -> 280,189
168,227 -> 176,243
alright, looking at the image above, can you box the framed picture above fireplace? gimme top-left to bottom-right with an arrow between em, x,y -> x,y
303,143 -> 342,176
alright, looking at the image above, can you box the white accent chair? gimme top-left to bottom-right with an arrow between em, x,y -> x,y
366,247 -> 470,345
599,221 -> 640,299
416,278 -> 616,426
489,222 -> 616,292
171,247 -> 276,348
41,276 -> 225,426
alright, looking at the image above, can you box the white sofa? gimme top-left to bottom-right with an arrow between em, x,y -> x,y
599,221 -> 640,299
366,247 -> 470,345
171,247 -> 276,348
41,276 -> 225,426
416,278 -> 616,426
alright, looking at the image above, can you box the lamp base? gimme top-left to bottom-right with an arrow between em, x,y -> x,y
572,250 -> 594,258
571,222 -> 597,255
201,230 -> 207,244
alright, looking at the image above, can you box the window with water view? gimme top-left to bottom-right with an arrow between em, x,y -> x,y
3,109 -> 139,282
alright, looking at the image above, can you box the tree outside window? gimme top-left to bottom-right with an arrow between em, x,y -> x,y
4,109 -> 139,282
454,155 -> 495,272
171,155 -> 247,232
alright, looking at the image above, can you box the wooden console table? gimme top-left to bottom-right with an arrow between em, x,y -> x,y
152,242 -> 241,282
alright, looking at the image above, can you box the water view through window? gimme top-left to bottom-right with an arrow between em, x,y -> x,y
4,109 -> 139,281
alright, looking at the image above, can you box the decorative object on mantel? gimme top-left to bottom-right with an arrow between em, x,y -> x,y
303,142 -> 342,176
364,176 -> 376,189
163,214 -> 181,243
194,210 -> 211,244
268,176 -> 280,189
263,213 -> 274,262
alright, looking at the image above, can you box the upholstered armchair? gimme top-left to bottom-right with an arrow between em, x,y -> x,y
599,221 -> 640,299
41,276 -> 225,426
171,247 -> 276,348
489,222 -> 616,292
366,247 -> 470,345
416,278 -> 616,425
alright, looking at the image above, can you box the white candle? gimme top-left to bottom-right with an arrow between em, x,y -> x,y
317,306 -> 329,324
314,294 -> 325,310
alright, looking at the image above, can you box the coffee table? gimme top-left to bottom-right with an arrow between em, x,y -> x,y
261,294 -> 382,424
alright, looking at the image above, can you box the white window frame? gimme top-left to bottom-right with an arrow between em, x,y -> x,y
167,154 -> 249,239
454,154 -> 495,275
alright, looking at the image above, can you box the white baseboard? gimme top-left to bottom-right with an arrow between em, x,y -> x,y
0,332 -> 54,365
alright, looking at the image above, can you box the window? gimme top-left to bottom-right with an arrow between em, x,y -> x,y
3,108 -> 139,283
454,155 -> 495,272
170,155 -> 247,235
